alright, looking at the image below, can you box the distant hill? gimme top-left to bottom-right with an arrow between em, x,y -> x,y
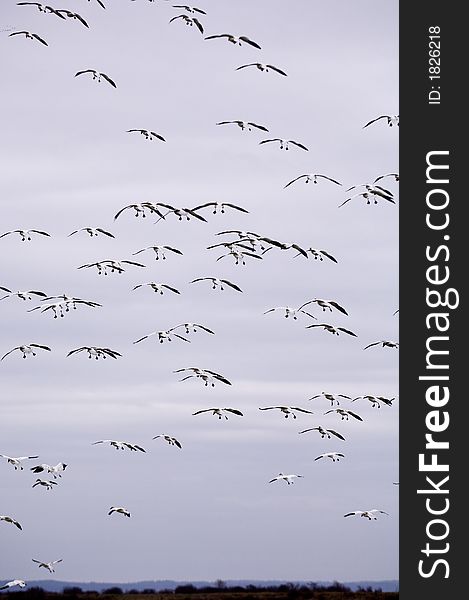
17,580 -> 399,594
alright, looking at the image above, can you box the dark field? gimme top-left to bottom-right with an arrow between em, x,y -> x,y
2,584 -> 398,600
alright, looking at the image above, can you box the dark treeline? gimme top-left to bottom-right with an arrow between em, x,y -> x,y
1,582 -> 398,600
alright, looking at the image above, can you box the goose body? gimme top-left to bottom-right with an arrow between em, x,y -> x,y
190,277 -> 242,292
1,344 -> 51,361
0,515 -> 22,530
67,346 -> 121,360
108,506 -> 131,517
152,434 -> 182,449
298,425 -> 345,441
344,509 -> 389,520
32,559 -> 63,573
284,173 -> 341,188
75,69 -> 116,88
259,406 -> 314,419
192,407 -> 243,419
205,34 -> 261,49
314,452 -> 344,462
9,30 -> 48,45
269,473 -> 303,485
236,63 -> 287,76
0,454 -> 39,470
92,440 -> 145,452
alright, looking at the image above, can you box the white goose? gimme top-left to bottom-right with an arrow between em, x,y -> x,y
269,473 -> 303,485
352,395 -> 395,408
67,346 -> 122,360
363,340 -> 399,350
0,454 -> 39,470
314,452 -> 345,463
32,559 -> 63,573
17,2 -> 65,17
264,303 -> 316,320
259,406 -> 314,419
31,462 -> 67,478
324,408 -> 363,422
108,506 -> 131,517
205,34 -> 261,49
0,287 -> 47,302
133,328 -> 191,345
308,392 -> 352,406
344,509 -> 389,520
169,14 -> 204,34
0,229 -> 50,241
1,344 -> 51,361
132,245 -> 183,260
295,247 -> 338,263
363,115 -> 399,128
172,5 -> 206,15
92,440 -> 146,452
75,69 -> 117,88
192,408 -> 243,419
132,282 -> 181,295
0,580 -> 27,591
127,129 -> 166,141
216,120 -> 268,132
174,367 -> 232,387
32,479 -> 57,490
236,63 -> 287,76
114,202 -> 166,221
259,138 -> 308,151
189,277 -> 242,293
68,227 -> 115,238
298,425 -> 345,441
306,323 -> 357,337
78,259 -> 146,275
192,202 -> 249,215
0,515 -> 22,530
9,31 -> 48,45
284,173 -> 342,188
152,434 -> 182,449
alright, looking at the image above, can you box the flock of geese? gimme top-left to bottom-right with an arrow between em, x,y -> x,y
1,0 -> 398,590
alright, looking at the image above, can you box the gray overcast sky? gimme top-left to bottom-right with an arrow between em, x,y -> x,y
0,0 -> 398,585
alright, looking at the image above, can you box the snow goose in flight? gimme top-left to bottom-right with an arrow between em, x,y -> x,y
133,282 -> 180,295
258,406 -> 314,419
133,328 -> 191,345
269,473 -> 303,485
216,120 -> 268,132
109,506 -> 131,517
303,298 -> 348,316
324,408 -> 363,422
346,182 -> 394,198
344,509 -> 389,520
172,322 -> 214,336
216,247 -> 263,265
0,454 -> 39,470
172,5 -> 206,15
56,9 -> 89,27
169,14 -> 204,34
153,434 -> 182,449
284,173 -> 342,188
339,187 -> 395,208
31,462 -> 67,478
373,173 -> 399,184
9,31 -> 48,45
1,344 -> 51,361
308,392 -> 351,406
32,478 -> 57,490
67,346 -> 121,360
75,69 -> 117,88
78,259 -> 146,275
28,298 -> 101,319
298,425 -> 345,441
0,229 -> 50,242
0,515 -> 22,530
236,63 -> 287,76
127,129 -> 166,141
42,294 -> 101,309
363,340 -> 399,350
68,227 -> 115,238
0,580 -> 27,591
114,202 -> 166,221
191,202 -> 249,215
189,277 -> 242,292
205,34 -> 261,49
306,323 -> 357,337
263,303 -> 316,320
259,138 -> 308,151
132,245 -> 183,261
192,408 -> 243,419
363,115 -> 399,128
175,367 -> 232,386
17,2 -> 65,18
155,204 -> 207,223
294,247 -> 338,262
352,395 -> 395,408
32,559 -> 63,573
260,238 -> 309,258
0,287 -> 47,302
92,440 -> 145,452
314,452 -> 344,463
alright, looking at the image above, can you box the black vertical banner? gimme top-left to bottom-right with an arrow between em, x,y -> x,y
400,2 -> 463,598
